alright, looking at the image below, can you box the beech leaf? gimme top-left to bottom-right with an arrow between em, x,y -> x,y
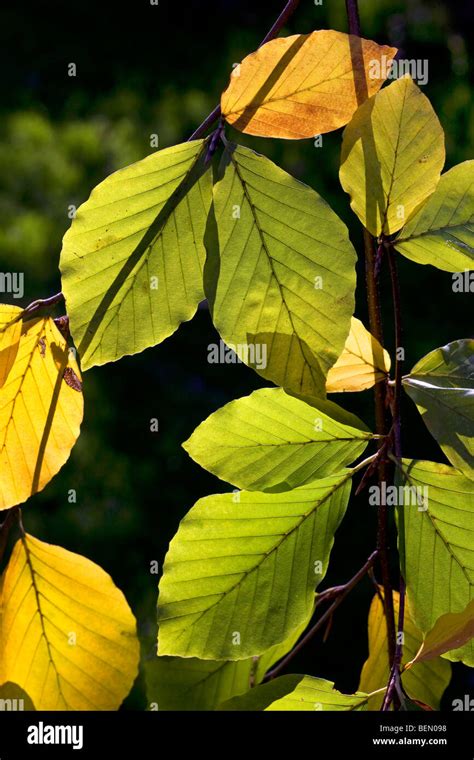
221,30 -> 396,139
403,339 -> 474,480
0,316 -> 83,510
0,305 -> 22,388
397,460 -> 474,666
409,600 -> 474,666
205,143 -> 357,399
326,317 -> 391,392
0,533 -> 139,710
359,589 -> 451,710
183,387 -> 372,492
157,470 -> 354,659
395,161 -> 474,272
60,140 -> 212,370
340,75 -> 445,236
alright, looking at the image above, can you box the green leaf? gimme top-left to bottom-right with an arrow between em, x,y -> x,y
359,589 -> 451,710
144,610 -> 311,711
60,140 -> 212,370
340,76 -> 445,236
219,675 -> 369,711
397,459 -> 474,666
183,387 -> 372,492
403,340 -> 474,480
409,599 -> 474,665
157,470 -> 353,659
395,161 -> 474,271
144,656 -> 259,711
218,674 -> 303,710
205,143 -> 356,399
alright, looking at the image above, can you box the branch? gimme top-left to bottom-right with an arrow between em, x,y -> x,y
345,0 -> 362,36
382,245 -> 406,711
263,550 -> 378,682
21,292 -> 64,320
387,247 -> 403,460
188,0 -> 301,141
345,0 -> 397,670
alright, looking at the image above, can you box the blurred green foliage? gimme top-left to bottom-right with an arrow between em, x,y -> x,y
0,0 -> 472,709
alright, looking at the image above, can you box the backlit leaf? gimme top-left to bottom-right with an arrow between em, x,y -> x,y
409,599 -> 474,666
403,339 -> 474,480
340,76 -> 445,236
144,610 -> 311,711
397,460 -> 474,666
221,30 -> 396,139
183,387 -> 372,492
60,140 -> 212,370
0,317 -> 83,510
0,533 -> 139,710
326,317 -> 391,392
0,305 -> 22,388
219,675 -> 369,711
205,143 -> 357,399
359,589 -> 451,710
157,470 -> 353,659
395,161 -> 474,271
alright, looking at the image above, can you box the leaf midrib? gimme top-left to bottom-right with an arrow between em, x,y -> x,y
229,150 -> 324,389
160,470 -> 352,644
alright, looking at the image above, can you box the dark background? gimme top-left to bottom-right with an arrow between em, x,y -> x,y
0,0 -> 472,709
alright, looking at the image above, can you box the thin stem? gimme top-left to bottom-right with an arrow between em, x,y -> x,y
345,0 -> 362,36
367,686 -> 388,699
350,4 -> 396,672
188,106 -> 221,143
263,550 -> 378,681
382,246 -> 406,711
387,247 -> 403,459
188,0 -> 301,141
352,451 -> 377,474
21,292 -> 64,320
0,291 -> 65,333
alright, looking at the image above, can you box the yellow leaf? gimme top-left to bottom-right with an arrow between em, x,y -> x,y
0,533 -> 140,710
326,317 -> 390,392
0,305 -> 22,388
221,30 -> 397,139
0,317 -> 83,510
340,75 -> 445,236
409,600 -> 474,666
359,590 -> 451,710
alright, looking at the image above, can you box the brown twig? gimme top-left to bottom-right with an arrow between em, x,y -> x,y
382,246 -> 406,711
188,0 -> 301,141
263,550 -> 378,681
345,0 -> 397,670
21,292 -> 64,320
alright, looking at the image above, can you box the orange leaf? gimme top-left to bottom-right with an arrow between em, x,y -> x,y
221,30 -> 397,139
